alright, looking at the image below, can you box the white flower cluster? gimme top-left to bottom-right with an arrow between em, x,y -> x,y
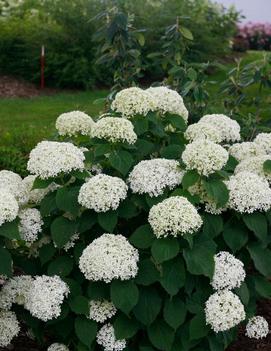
79,234 -> 139,282
18,208 -> 43,243
148,196 -> 202,238
27,141 -> 85,179
235,155 -> 271,182
89,300 -> 117,323
78,174 -> 128,212
182,139 -> 228,176
205,290 -> 245,332
0,310 -> 20,347
229,141 -> 266,162
25,275 -> 69,321
63,233 -> 80,251
147,86 -> 188,122
0,189 -> 18,226
184,123 -> 222,143
92,117 -> 137,144
56,110 -> 95,137
227,171 -> 271,213
0,170 -> 29,205
97,323 -> 126,351
199,114 -> 241,142
128,159 -> 183,197
254,132 -> 271,154
47,343 -> 70,351
22,175 -> 59,204
111,87 -> 156,118
211,252 -> 246,291
246,316 -> 269,339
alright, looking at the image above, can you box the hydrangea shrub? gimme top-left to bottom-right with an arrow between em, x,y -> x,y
0,87 -> 271,350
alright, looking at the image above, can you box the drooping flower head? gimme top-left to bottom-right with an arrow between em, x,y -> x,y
246,316 -> 269,339
0,311 -> 20,347
89,300 -> 117,323
56,110 -> 95,136
0,189 -> 18,226
229,141 -> 266,162
22,175 -> 59,204
97,323 -> 126,351
18,208 -> 43,243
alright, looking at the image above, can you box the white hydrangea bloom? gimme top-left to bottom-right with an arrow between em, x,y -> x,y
0,170 -> 29,205
0,275 -> 33,309
89,300 -> 117,323
78,174 -> 127,212
148,196 -> 202,238
246,316 -> 269,339
205,290 -> 245,333
56,110 -> 95,136
63,233 -> 80,251
199,114 -> 241,142
111,87 -> 156,118
229,142 -> 266,162
47,343 -> 69,351
227,172 -> 271,213
92,117 -> 137,144
22,175 -> 59,204
184,123 -> 222,143
211,252 -> 246,291
25,275 -> 69,321
182,139 -> 228,176
0,310 -> 20,347
97,323 -> 126,351
128,159 -> 183,197
254,132 -> 271,154
18,208 -> 43,243
235,155 -> 271,182
79,234 -> 139,282
27,141 -> 85,179
147,86 -> 188,122
0,190 -> 19,226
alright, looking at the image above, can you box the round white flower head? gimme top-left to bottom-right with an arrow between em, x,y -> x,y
128,159 -> 184,197
205,290 -> 245,333
182,139 -> 228,176
199,114 -> 241,142
0,170 -> 29,205
18,208 -> 43,243
78,174 -> 128,212
79,234 -> 139,282
22,175 -> 59,204
0,190 -> 18,226
229,142 -> 266,162
235,155 -> 271,182
254,132 -> 271,154
148,196 -> 202,238
147,86 -> 188,122
111,87 -> 156,118
48,343 -> 69,351
0,310 -> 20,347
0,275 -> 33,309
211,252 -> 246,291
92,117 -> 137,144
246,316 -> 269,339
89,300 -> 117,323
227,171 -> 271,213
27,141 -> 85,179
184,123 -> 222,143
25,275 -> 69,321
56,110 -> 95,137
97,323 -> 126,351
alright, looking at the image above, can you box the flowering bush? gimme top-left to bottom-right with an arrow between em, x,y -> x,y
235,22 -> 271,51
0,86 -> 271,350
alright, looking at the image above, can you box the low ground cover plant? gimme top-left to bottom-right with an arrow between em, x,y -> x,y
0,86 -> 271,350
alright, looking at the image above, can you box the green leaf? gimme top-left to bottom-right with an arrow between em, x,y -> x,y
74,316 -> 97,348
40,191 -> 57,217
151,238 -> 179,264
113,313 -> 139,339
77,211 -> 96,233
98,210 -> 118,232
56,186 -> 81,216
33,177 -> 53,189
135,139 -> 155,157
167,114 -> 186,131
202,179 -> 229,208
51,216 -> 78,248
223,223 -> 248,253
118,200 -> 139,218
130,224 -> 155,249
147,319 -> 174,351
253,276 -> 271,298
160,145 -> 184,159
243,213 -> 268,244
94,144 -> 111,157
0,248 -> 12,277
182,170 -> 200,190
87,282 -> 110,300
263,159 -> 271,173
160,256 -> 186,295
248,243 -> 271,276
189,313 -> 209,340
135,258 -> 159,286
203,214 -> 223,238
0,219 -> 20,240
163,297 -> 186,330
39,243 -> 56,265
235,282 -> 249,305
111,280 -> 139,315
64,278 -> 82,296
47,256 -> 73,277
69,296 -> 89,315
179,26 -> 193,40
109,150 -> 133,176
133,117 -> 149,136
133,286 -> 162,325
